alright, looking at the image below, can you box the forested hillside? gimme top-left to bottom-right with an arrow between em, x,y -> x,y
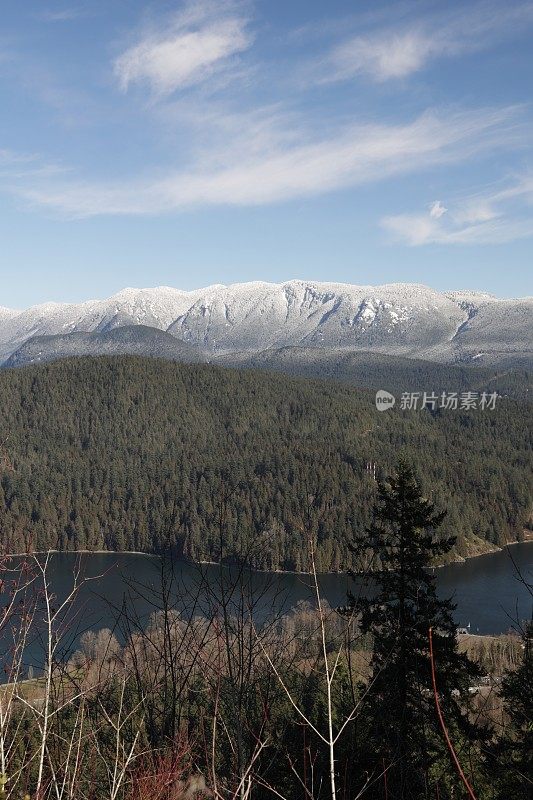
0,356 -> 531,570
233,348 -> 533,398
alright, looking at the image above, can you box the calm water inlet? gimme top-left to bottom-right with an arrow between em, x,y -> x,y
8,542 -> 532,644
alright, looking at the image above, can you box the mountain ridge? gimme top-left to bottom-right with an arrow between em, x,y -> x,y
2,281 -> 531,367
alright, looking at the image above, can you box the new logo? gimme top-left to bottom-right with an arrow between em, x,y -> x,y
375,390 -> 396,411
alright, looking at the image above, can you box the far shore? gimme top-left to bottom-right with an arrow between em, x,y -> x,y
2,538 -> 532,576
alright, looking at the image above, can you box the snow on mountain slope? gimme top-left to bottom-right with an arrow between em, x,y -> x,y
0,307 -> 21,332
1,281 -> 531,365
0,287 -> 208,361
444,290 -> 497,305
167,281 -> 466,354
419,297 -> 533,365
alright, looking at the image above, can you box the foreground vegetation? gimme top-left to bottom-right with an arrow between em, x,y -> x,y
0,464 -> 530,800
0,357 -> 531,569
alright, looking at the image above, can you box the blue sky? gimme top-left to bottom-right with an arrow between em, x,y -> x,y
1,0 -> 532,307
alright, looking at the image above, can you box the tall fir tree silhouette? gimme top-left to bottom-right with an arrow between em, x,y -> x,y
349,461 -> 485,799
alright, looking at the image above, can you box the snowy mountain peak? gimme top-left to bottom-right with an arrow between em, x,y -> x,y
444,290 -> 498,305
0,306 -> 20,319
1,281 -> 531,367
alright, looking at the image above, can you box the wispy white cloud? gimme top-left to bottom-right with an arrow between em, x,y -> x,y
316,1 -> 533,83
328,28 -> 436,82
8,105 -> 524,217
0,149 -> 38,166
0,148 -> 68,180
2,2 -> 530,227
39,8 -> 86,22
429,200 -> 447,219
382,175 -> 533,245
114,0 -> 253,95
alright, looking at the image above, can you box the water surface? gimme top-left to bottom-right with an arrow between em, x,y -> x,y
3,543 -> 531,672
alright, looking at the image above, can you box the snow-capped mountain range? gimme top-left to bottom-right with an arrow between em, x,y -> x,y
1,281 -> 532,367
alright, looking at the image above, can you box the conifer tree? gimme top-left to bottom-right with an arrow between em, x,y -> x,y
349,461 -> 484,799
495,619 -> 533,799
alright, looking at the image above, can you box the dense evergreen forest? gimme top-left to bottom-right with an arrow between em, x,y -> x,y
239,347 -> 533,399
0,356 -> 531,570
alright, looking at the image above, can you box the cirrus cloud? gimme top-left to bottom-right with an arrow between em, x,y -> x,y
114,0 -> 253,95
9,106 -> 525,218
382,175 -> 533,245
317,1 -> 533,83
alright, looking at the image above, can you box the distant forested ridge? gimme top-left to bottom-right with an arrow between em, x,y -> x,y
0,356 -> 531,570
235,347 -> 533,399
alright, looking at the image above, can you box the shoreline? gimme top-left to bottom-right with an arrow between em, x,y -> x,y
2,539 -> 532,576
